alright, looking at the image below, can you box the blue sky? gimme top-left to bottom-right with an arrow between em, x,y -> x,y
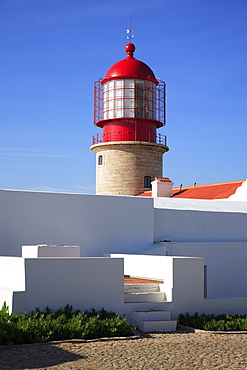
1,0 -> 247,193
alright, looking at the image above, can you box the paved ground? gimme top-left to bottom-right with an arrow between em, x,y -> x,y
1,280 -> 246,369
0,330 -> 247,370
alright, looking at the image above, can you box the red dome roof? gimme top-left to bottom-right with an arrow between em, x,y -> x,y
102,43 -> 158,84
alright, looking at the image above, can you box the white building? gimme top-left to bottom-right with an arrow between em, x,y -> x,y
0,186 -> 247,332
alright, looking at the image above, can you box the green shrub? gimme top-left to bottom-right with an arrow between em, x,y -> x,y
179,312 -> 247,331
0,303 -> 135,345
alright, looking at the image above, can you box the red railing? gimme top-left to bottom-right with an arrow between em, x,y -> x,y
92,132 -> 167,146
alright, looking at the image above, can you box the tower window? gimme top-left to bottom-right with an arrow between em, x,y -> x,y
98,155 -> 103,165
144,176 -> 151,188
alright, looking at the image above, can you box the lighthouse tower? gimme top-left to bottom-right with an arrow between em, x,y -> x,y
90,42 -> 169,196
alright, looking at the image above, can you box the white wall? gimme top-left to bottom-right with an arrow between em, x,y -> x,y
139,241 -> 247,299
154,197 -> 247,213
110,253 -> 173,281
166,242 -> 247,298
171,256 -> 247,319
0,257 -> 25,290
171,257 -> 204,318
154,198 -> 247,242
228,180 -> 247,201
153,197 -> 247,299
0,289 -> 14,312
2,189 -> 247,258
0,189 -> 154,257
22,245 -> 80,258
112,254 -> 247,319
1,257 -> 124,315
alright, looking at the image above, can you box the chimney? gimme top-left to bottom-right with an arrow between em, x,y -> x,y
152,177 -> 174,198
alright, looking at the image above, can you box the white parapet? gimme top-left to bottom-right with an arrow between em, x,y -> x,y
0,257 -> 125,315
22,245 -> 80,258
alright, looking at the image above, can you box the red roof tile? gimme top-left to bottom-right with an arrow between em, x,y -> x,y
136,180 -> 245,199
154,177 -> 173,182
172,180 -> 245,200
137,190 -> 152,197
124,277 -> 163,284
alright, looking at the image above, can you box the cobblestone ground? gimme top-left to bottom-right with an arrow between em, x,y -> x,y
0,332 -> 247,370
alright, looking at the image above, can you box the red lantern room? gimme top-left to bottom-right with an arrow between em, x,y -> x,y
93,43 -> 166,145
91,42 -> 169,196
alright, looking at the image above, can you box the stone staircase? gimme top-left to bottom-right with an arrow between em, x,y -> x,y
124,282 -> 177,332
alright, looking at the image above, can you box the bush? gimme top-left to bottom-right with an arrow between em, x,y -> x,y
0,303 -> 135,345
179,312 -> 247,331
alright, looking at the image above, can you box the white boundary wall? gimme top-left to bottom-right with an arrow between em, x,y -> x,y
2,190 -> 247,258
139,241 -> 247,299
154,197 -> 247,242
0,257 -> 124,315
166,242 -> 247,298
152,198 -> 247,299
0,189 -> 154,257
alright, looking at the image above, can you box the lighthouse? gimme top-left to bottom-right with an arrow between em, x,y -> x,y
90,42 -> 169,196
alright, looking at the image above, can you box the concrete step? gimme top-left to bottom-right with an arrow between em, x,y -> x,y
134,310 -> 171,322
124,291 -> 166,303
124,284 -> 159,293
125,301 -> 170,312
124,282 -> 176,333
138,320 -> 177,333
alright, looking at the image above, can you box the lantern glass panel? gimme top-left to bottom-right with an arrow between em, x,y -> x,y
103,79 -> 156,120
